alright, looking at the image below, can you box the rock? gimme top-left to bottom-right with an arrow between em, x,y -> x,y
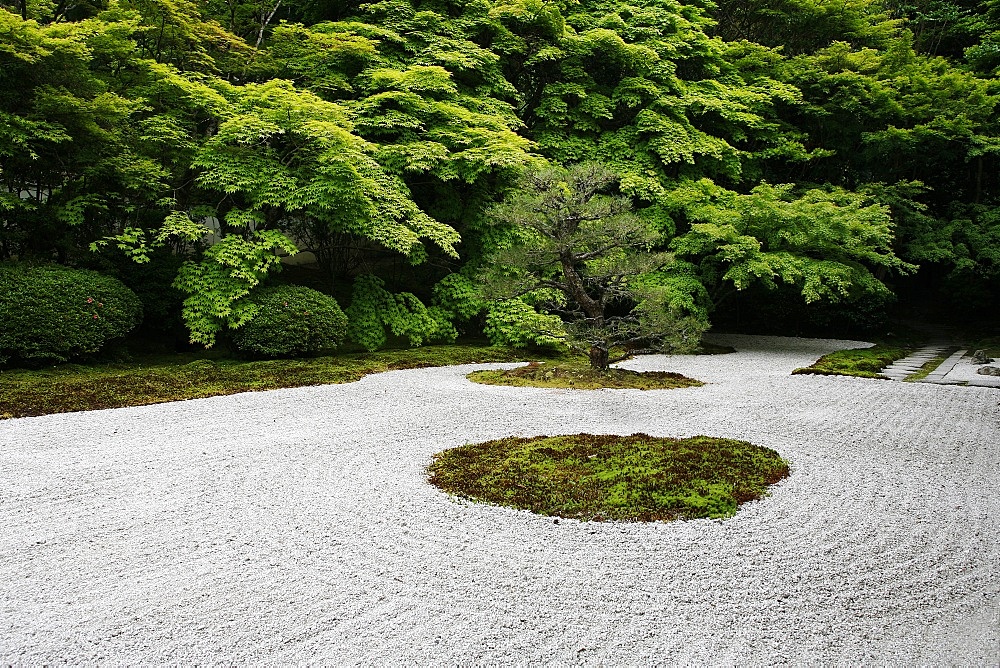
977,366 -> 1000,376
971,349 -> 994,364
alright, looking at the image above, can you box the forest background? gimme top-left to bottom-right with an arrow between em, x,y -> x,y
1,0 -> 997,360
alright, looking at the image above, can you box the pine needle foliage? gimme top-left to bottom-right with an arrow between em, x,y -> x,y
481,162 -> 709,369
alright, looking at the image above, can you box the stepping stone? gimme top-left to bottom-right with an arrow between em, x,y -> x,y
878,344 -> 958,382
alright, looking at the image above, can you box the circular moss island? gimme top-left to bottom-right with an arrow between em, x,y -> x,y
428,434 -> 790,522
467,360 -> 704,390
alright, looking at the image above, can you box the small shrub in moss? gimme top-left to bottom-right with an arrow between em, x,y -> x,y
0,263 -> 142,366
428,433 -> 790,522
231,285 -> 348,358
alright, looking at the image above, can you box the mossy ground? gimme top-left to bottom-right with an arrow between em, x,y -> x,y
791,345 -> 912,378
428,433 -> 790,522
467,358 -> 704,390
0,344 -> 542,419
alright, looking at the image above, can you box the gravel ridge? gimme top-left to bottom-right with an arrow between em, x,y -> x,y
1,334 -> 997,664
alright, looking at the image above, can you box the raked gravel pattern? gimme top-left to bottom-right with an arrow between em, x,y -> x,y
1,334 -> 998,664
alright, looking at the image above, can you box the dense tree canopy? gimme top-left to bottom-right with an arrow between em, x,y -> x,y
0,0 -> 996,355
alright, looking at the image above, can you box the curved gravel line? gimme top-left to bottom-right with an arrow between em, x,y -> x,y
1,334 -> 997,663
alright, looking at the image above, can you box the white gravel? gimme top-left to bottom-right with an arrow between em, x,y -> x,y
1,334 -> 997,664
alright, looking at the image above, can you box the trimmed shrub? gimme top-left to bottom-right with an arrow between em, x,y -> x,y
0,263 -> 143,366
230,285 -> 348,358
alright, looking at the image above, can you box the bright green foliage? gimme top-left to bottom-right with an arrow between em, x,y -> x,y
350,63 -> 534,182
427,272 -> 486,341
91,211 -> 212,264
668,179 -> 916,303
170,74 -> 465,342
483,298 -> 566,349
192,79 -> 461,259
0,5 -> 468,347
0,263 -> 142,365
230,285 -> 348,358
0,0 -> 997,347
265,2 -> 538,266
781,40 -> 1000,193
432,273 -> 484,321
481,163 -> 708,368
345,274 -> 453,351
101,59 -> 463,346
770,39 -> 1000,304
123,0 -> 255,73
632,263 -> 713,324
428,433 -> 790,522
172,230 -> 299,346
494,0 -> 804,197
966,25 -> 1000,75
0,8 -> 173,262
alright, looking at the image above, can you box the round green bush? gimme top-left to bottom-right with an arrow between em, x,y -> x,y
0,263 -> 143,366
231,285 -> 348,358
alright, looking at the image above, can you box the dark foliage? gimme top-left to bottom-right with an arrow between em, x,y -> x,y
0,263 -> 142,365
230,285 -> 348,358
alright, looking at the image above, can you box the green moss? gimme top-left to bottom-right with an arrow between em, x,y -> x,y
428,434 -> 790,522
0,343 -> 541,419
791,345 -> 912,378
467,358 -> 703,390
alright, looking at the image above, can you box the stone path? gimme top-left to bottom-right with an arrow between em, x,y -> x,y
879,319 -> 1000,388
922,348 -> 971,384
880,346 -> 1000,388
926,350 -> 1000,388
879,345 -> 954,381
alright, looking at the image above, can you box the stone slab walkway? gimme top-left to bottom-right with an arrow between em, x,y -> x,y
921,349 -> 970,384
882,347 -> 1000,388
926,350 -> 1000,388
879,346 -> 953,381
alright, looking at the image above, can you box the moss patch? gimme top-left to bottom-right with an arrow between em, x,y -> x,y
792,345 -> 912,378
693,342 -> 737,355
0,344 -> 540,419
428,433 -> 790,522
467,359 -> 703,390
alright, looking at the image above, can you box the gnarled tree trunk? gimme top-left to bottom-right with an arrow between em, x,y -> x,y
589,345 -> 610,371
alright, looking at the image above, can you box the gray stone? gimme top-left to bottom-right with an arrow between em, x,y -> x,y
976,366 -> 1000,376
971,349 -> 994,364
